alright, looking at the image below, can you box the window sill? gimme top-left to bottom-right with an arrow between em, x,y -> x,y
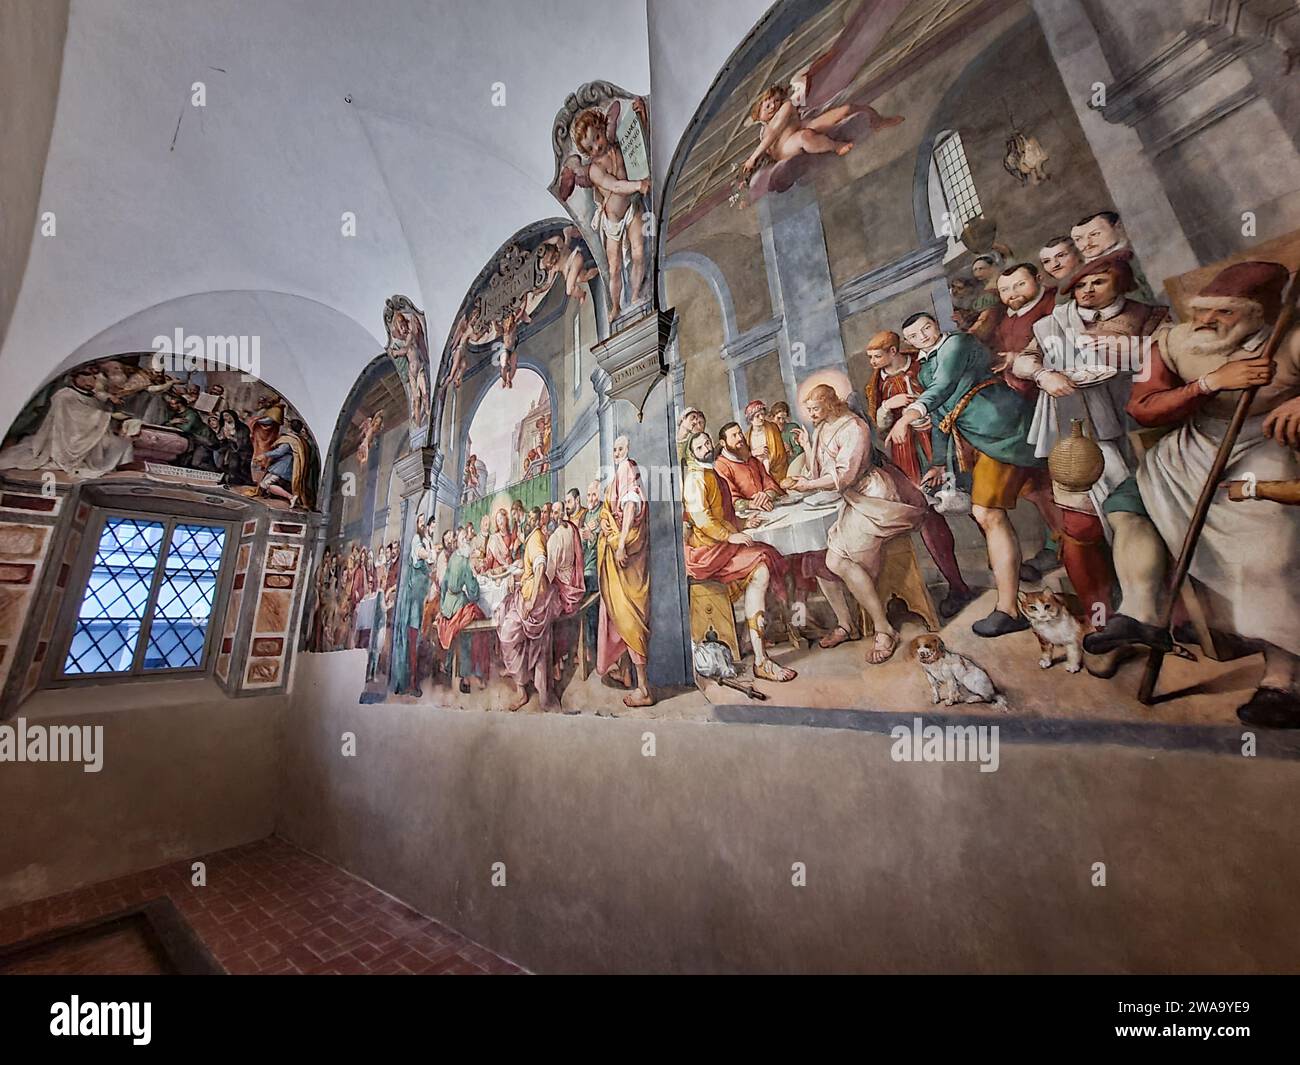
19,675 -> 230,721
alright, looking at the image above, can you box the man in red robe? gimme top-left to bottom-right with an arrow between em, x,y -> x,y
713,420 -> 860,647
684,429 -> 795,682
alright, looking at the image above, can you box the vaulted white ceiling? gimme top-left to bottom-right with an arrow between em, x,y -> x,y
0,0 -> 773,443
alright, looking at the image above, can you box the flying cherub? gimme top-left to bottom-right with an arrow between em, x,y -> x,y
732,0 -> 906,206
534,226 -> 600,308
356,410 -> 382,465
555,96 -> 651,319
444,301 -> 490,394
497,308 -> 521,389
466,304 -> 523,390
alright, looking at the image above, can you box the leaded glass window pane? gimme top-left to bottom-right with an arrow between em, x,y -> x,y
143,523 -> 226,670
933,131 -> 983,231
61,515 -> 227,677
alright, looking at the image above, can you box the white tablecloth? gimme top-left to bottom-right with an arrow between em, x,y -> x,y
475,571 -> 515,615
744,499 -> 841,555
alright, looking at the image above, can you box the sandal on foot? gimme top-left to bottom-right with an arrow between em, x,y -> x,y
754,659 -> 797,682
818,625 -> 858,649
867,631 -> 899,664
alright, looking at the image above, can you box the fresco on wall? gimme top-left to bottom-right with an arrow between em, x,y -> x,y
727,0 -> 907,209
301,0 -> 1300,735
305,358 -> 410,654
551,82 -> 652,320
443,230 -> 598,394
461,371 -> 551,508
313,221 -> 658,711
657,0 -> 1300,734
0,354 -> 319,510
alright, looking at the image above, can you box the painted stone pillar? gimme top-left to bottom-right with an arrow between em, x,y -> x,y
1031,0 -> 1198,292
590,311 -> 692,687
758,180 -> 849,412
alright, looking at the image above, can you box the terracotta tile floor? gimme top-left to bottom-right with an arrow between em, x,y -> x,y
0,837 -> 524,975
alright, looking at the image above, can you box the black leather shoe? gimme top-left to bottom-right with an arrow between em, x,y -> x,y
1237,687 -> 1300,729
972,609 -> 1029,637
939,588 -> 977,620
1083,613 -> 1172,654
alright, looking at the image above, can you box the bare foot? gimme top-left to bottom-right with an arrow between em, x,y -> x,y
506,688 -> 530,712
836,141 -> 854,156
867,631 -> 899,664
623,688 -> 655,708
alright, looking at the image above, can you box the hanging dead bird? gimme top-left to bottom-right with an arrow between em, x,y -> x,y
1004,129 -> 1050,186
693,628 -> 769,701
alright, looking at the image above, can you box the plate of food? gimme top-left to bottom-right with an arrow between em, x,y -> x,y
1066,364 -> 1119,386
803,490 -> 841,508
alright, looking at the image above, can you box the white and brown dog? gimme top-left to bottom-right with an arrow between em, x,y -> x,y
909,634 -> 1009,711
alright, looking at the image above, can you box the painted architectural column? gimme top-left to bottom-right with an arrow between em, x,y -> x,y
1031,0 -> 1198,290
757,180 -> 848,412
591,366 -> 614,470
590,333 -> 692,688
668,339 -> 686,424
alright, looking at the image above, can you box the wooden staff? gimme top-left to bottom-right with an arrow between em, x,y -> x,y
1138,268 -> 1299,704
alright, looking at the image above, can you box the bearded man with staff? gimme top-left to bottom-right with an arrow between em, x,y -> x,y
1084,260 -> 1300,728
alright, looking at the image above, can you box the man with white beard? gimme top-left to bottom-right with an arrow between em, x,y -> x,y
1084,261 -> 1300,728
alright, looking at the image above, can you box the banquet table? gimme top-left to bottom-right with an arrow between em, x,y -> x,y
742,497 -> 841,554
741,492 -> 941,633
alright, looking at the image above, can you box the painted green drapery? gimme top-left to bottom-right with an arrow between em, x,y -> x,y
459,471 -> 551,529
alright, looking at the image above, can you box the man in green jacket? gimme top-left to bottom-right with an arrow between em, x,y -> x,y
887,312 -> 1051,637
391,511 -> 435,696
438,528 -> 485,694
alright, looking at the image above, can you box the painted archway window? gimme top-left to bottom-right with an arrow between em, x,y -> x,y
933,130 -> 983,229
930,129 -> 983,261
460,369 -> 552,527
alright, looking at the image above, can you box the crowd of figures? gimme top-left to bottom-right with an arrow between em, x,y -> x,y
674,206 -> 1300,728
0,355 -> 317,510
307,457 -> 654,712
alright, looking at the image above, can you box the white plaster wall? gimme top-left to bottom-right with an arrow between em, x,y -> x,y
0,0 -> 653,437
